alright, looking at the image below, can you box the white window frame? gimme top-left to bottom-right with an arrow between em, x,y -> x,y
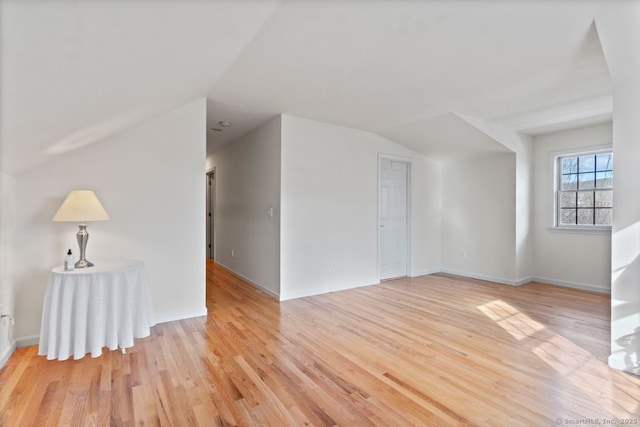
549,145 -> 613,233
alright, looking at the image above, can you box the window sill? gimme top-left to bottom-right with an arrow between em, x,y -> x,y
548,226 -> 611,235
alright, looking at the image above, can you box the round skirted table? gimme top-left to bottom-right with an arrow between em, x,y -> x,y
38,260 -> 156,361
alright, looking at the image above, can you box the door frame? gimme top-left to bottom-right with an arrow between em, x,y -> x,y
377,154 -> 412,281
206,168 -> 216,259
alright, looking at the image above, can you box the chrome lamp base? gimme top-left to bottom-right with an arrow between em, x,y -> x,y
75,223 -> 94,268
75,258 -> 94,268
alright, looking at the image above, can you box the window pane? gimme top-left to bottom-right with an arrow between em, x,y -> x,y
560,209 -> 576,225
560,191 -> 576,208
562,157 -> 578,174
556,152 -> 612,228
577,191 -> 594,208
579,155 -> 596,172
561,174 -> 577,190
596,154 -> 612,171
578,172 -> 595,190
595,190 -> 613,208
595,171 -> 612,189
595,208 -> 612,225
577,209 -> 594,225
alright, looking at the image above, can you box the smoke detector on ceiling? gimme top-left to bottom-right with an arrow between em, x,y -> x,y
210,120 -> 232,133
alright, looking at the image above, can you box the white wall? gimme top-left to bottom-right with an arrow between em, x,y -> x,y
514,136 -> 534,282
441,153 -> 517,284
410,155 -> 443,277
280,115 -> 441,300
12,99 -> 207,344
208,116 -> 281,296
0,172 -> 16,367
597,5 -> 640,374
457,115 -> 534,283
532,122 -> 612,292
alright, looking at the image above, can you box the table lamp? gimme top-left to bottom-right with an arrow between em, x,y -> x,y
52,190 -> 110,268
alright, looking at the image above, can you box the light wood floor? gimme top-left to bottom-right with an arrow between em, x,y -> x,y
1,260 -> 639,426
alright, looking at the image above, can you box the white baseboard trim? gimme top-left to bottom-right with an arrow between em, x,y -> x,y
16,335 -> 39,348
440,269 -> 518,286
0,342 -> 16,369
280,279 -> 378,301
216,262 -> 280,300
407,269 -> 610,294
531,276 -> 610,294
410,268 -> 441,277
515,276 -> 534,286
155,308 -> 209,325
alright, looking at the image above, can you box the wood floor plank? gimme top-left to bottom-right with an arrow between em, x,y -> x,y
1,260 -> 639,426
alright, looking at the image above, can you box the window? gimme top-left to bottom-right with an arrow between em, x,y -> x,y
556,151 -> 612,228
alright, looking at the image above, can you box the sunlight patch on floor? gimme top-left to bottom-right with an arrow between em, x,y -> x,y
478,299 -> 640,416
476,299 -> 545,341
533,334 -> 640,415
532,334 -> 594,375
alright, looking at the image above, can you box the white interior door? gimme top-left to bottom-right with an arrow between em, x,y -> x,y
379,158 -> 408,280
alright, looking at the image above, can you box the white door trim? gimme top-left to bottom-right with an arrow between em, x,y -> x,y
206,168 -> 216,259
377,154 -> 411,281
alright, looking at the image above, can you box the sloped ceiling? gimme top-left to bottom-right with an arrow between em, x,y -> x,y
206,1 -> 612,156
0,0 -> 280,174
1,1 -> 612,174
380,113 -> 512,163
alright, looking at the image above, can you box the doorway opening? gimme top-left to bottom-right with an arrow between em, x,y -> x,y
206,169 -> 216,259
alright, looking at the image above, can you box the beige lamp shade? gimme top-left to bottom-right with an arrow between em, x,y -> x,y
52,190 -> 110,222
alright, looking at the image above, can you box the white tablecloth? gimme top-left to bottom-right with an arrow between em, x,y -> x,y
38,260 -> 156,361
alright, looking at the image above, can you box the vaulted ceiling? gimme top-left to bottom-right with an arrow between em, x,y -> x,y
1,0 -> 612,174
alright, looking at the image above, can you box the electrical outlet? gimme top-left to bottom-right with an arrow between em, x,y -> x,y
231,249 -> 235,258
